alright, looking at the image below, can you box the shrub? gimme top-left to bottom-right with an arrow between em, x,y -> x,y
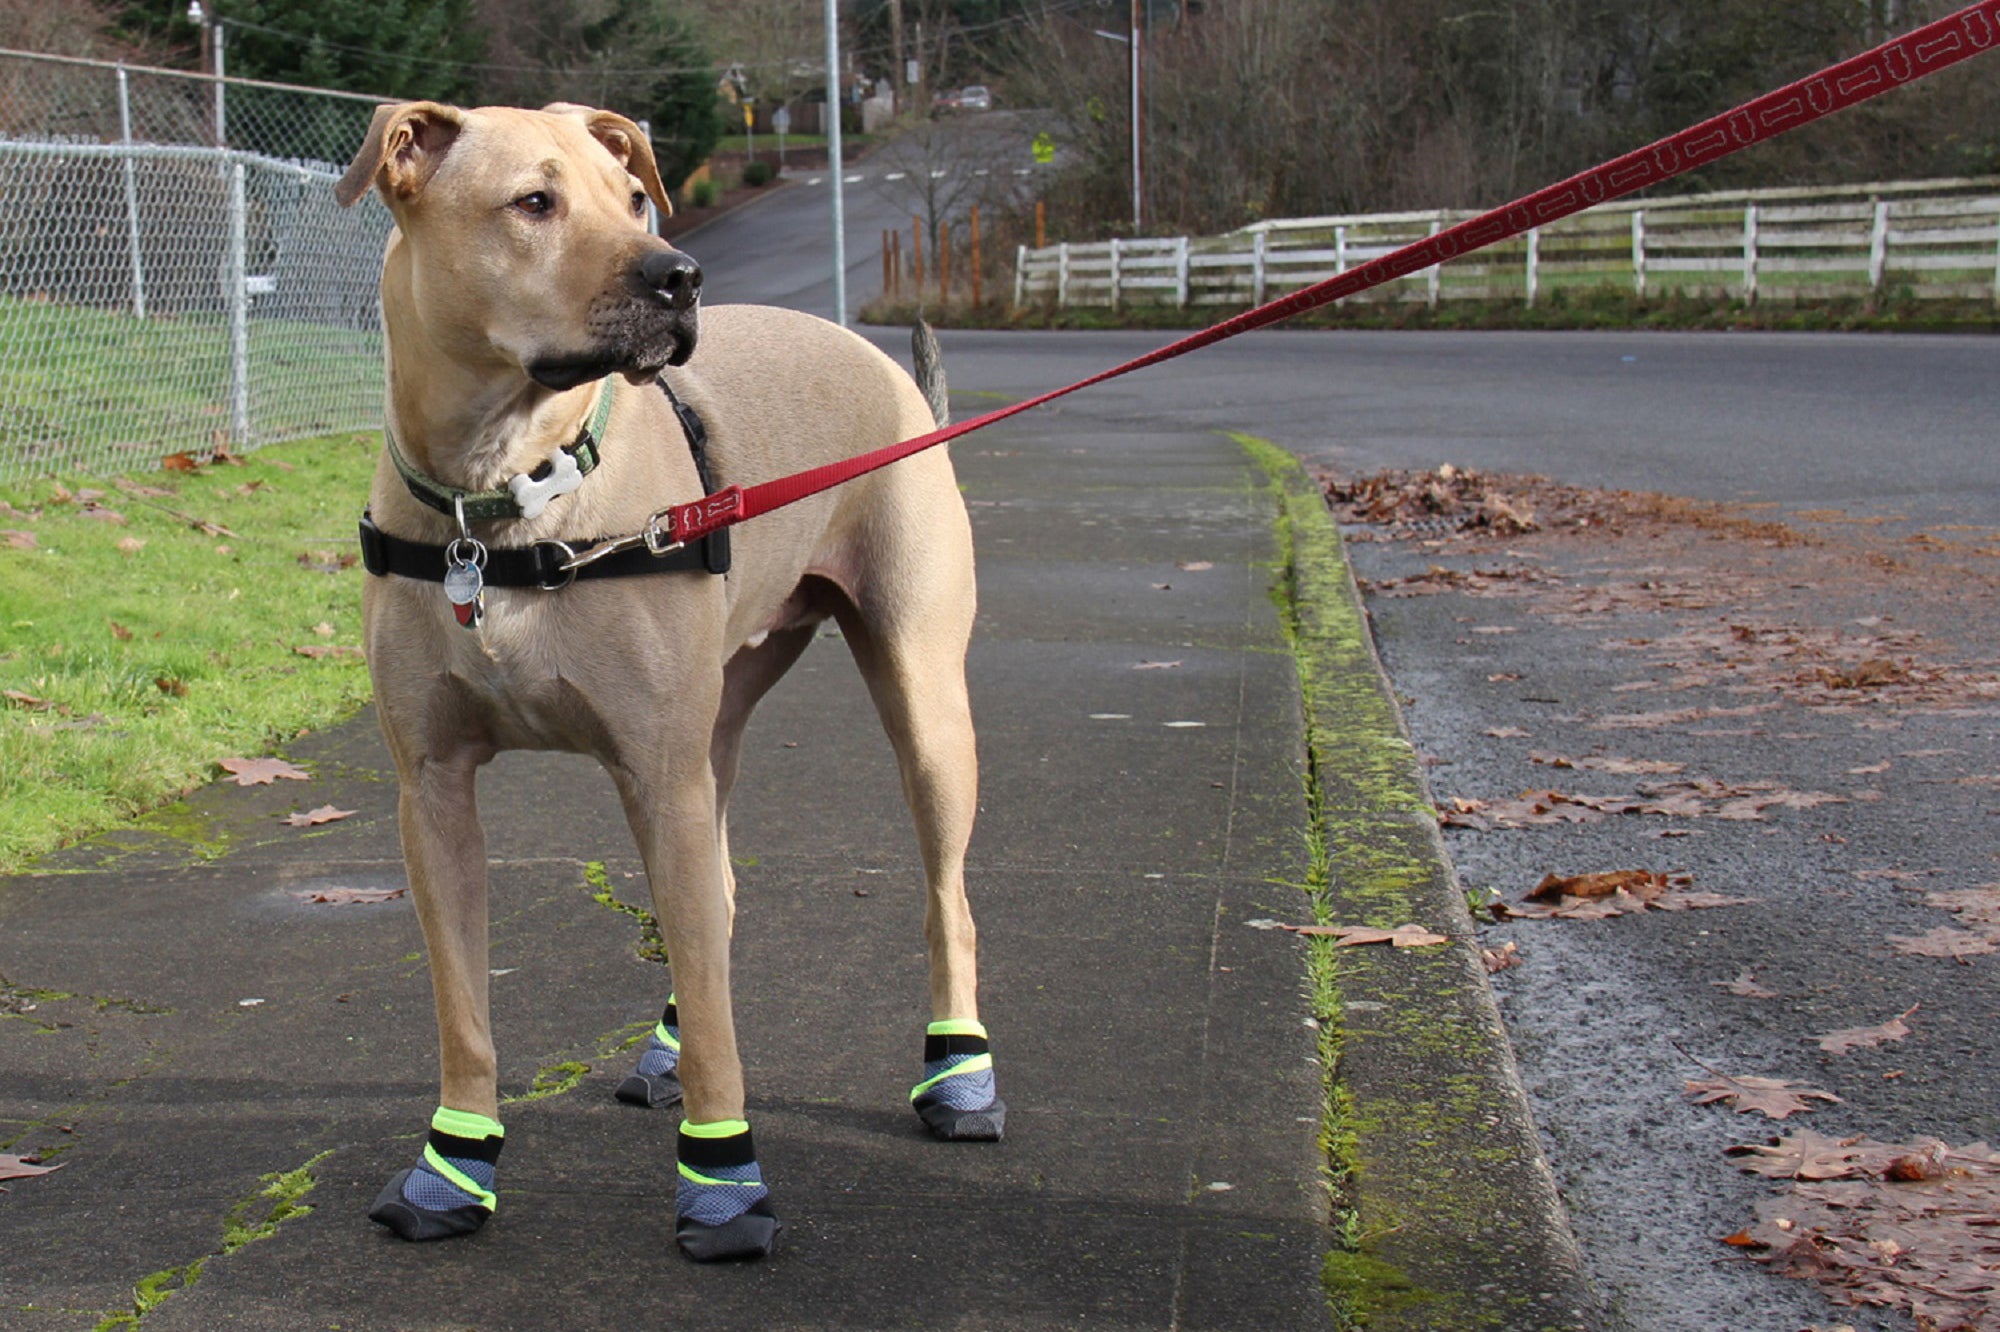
741,160 -> 775,188
689,178 -> 720,208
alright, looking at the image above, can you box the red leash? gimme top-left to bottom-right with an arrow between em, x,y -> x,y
662,1 -> 2000,547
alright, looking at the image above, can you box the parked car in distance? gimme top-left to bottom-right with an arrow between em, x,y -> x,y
959,85 -> 992,111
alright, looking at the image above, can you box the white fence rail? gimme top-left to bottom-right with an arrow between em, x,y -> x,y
1013,178 -> 2000,313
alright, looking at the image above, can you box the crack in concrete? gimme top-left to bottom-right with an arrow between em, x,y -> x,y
90,1148 -> 332,1330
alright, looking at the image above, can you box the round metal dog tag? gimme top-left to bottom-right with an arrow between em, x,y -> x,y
443,561 -> 484,606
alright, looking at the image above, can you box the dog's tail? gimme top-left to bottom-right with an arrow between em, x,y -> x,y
912,321 -> 949,428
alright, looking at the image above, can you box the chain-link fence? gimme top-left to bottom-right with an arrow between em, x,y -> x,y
1,48 -> 394,483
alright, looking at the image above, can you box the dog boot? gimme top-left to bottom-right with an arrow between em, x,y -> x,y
616,995 -> 684,1108
368,1107 -> 503,1241
911,1019 -> 1006,1141
675,1119 -> 780,1260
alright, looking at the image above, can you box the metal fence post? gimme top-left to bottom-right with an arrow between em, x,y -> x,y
1525,227 -> 1540,307
1058,242 -> 1071,307
227,158 -> 251,448
1251,229 -> 1267,306
1742,203 -> 1760,305
115,65 -> 148,320
1014,244 -> 1026,307
1175,235 -> 1189,308
1632,210 -> 1647,299
1109,236 -> 1123,310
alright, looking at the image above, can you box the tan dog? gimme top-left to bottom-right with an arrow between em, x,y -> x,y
334,101 -> 1000,1261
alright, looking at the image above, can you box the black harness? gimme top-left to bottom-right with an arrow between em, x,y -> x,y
358,377 -> 731,589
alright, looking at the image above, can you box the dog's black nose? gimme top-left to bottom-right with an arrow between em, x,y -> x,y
641,249 -> 702,311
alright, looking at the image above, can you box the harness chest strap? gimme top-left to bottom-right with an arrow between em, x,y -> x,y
360,375 -> 731,588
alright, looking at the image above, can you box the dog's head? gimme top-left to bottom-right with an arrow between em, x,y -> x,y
336,102 -> 701,389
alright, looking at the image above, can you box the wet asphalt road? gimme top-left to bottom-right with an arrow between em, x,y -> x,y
686,175 -> 2000,1330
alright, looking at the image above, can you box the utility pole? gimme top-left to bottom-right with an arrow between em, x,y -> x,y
826,0 -> 847,325
1129,0 -> 1143,232
889,0 -> 905,116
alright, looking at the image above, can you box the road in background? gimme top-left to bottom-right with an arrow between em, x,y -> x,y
686,171 -> 2000,1331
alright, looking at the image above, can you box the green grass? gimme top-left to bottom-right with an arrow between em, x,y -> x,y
1,294 -> 382,482
0,432 -> 380,873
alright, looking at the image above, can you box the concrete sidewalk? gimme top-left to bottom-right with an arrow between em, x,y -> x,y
1,408 -> 1590,1329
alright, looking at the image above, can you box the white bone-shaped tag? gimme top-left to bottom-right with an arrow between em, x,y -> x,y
507,449 -> 584,520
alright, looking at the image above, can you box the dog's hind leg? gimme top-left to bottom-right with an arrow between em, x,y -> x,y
834,575 -> 1004,1142
369,749 -> 510,1240
615,622 -> 817,1112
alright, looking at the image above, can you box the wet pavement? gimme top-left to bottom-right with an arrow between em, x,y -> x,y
0,398 -> 1595,1329
1342,484 -> 2000,1332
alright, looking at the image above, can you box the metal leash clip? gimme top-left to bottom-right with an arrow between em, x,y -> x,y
556,506 -> 685,576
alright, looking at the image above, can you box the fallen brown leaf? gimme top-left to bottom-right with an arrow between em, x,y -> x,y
1686,1073 -> 1842,1120
294,885 -> 406,906
1482,940 -> 1523,973
0,1154 -> 62,1182
1817,658 -> 1908,689
1888,928 -> 1996,960
2,529 -> 36,550
218,756 -> 310,786
281,805 -> 356,828
1282,922 -> 1450,948
4,689 -> 58,712
1814,1005 -> 1918,1056
1526,868 -> 1662,901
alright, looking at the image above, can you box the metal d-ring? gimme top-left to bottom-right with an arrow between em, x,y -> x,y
445,534 -> 488,569
534,539 -> 578,591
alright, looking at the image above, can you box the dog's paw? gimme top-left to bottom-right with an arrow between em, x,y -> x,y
916,1096 -> 1007,1142
618,1000 -> 683,1108
676,1196 -> 781,1261
615,1065 -> 683,1108
368,1168 -> 492,1241
911,1019 -> 1004,1142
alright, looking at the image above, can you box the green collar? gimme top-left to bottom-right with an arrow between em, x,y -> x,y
384,377 -> 617,524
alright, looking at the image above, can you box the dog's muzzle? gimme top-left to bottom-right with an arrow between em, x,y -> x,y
528,248 -> 703,391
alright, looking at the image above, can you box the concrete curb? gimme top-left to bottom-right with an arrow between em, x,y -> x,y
1240,435 -> 1599,1331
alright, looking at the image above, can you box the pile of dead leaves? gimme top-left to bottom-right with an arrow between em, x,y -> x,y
1725,1129 -> 2000,1331
1494,868 -> 1752,920
1441,777 -> 1844,832
1322,464 -> 1637,540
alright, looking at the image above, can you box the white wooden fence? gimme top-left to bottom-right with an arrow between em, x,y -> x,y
1012,178 -> 2000,311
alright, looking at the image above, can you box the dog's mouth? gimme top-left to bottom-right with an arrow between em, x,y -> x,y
527,304 -> 698,391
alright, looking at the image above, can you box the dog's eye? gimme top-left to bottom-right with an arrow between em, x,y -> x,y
513,191 -> 554,217
630,190 -> 648,218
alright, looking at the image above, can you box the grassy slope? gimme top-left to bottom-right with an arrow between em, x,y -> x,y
0,433 -> 380,872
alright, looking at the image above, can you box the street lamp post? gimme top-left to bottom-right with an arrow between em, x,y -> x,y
1092,17 -> 1144,233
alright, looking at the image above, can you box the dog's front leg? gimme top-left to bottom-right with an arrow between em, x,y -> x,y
613,752 -> 780,1261
368,748 -> 509,1241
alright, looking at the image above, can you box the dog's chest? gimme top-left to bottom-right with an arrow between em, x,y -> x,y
435,601 -> 632,751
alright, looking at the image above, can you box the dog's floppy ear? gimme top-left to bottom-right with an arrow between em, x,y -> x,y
335,101 -> 466,208
543,103 -> 674,218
